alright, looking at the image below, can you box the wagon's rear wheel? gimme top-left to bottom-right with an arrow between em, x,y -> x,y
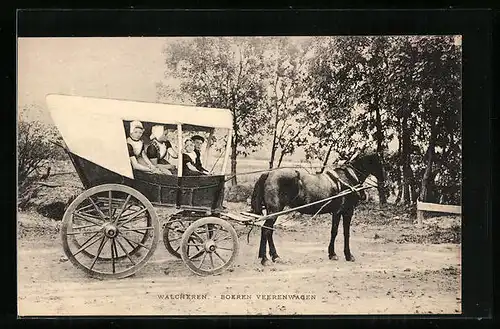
180,217 -> 239,276
61,184 -> 159,279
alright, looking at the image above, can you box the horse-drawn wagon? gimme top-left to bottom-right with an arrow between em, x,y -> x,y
47,94 -> 384,279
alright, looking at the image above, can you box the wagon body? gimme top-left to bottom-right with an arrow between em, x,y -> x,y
68,152 -> 226,212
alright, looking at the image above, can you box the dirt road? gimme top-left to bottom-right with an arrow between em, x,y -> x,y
17,204 -> 461,316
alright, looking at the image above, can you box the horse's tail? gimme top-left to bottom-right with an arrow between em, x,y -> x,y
250,172 -> 269,215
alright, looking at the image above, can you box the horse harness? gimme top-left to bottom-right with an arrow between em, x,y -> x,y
324,166 -> 361,214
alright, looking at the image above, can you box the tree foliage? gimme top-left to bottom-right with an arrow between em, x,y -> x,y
158,36 -> 462,204
160,37 -> 271,184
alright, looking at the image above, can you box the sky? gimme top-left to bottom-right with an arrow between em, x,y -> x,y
16,37 -> 316,160
18,37 -> 171,122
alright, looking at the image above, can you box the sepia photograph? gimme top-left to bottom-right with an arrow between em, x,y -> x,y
17,35 -> 462,316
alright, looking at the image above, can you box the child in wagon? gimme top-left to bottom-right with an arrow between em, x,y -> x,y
191,135 -> 210,175
146,125 -> 178,175
182,139 -> 208,176
127,120 -> 162,174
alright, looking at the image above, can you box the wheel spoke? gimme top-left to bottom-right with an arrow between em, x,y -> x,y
197,252 -> 207,269
114,194 -> 131,223
216,246 -> 233,251
67,229 -> 103,236
214,235 -> 232,243
90,236 -> 108,270
169,236 -> 182,242
113,236 -> 120,259
214,250 -> 227,264
108,191 -> 112,219
209,253 -> 215,268
120,226 -> 154,232
115,237 -> 136,265
111,239 -> 116,274
72,224 -> 100,230
191,231 -> 205,243
117,207 -> 148,227
186,243 -> 204,247
211,225 -> 220,241
73,212 -> 103,227
88,197 -> 107,219
73,232 -> 102,256
75,203 -> 94,213
121,235 -> 151,250
77,210 -> 103,220
189,249 -> 205,260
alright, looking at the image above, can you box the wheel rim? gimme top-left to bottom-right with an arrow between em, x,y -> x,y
180,217 -> 239,276
61,184 -> 159,279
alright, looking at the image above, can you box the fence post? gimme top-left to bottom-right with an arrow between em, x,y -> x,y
416,200 -> 424,226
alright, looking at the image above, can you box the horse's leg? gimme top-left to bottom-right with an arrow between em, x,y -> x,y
342,208 -> 355,262
328,212 -> 342,260
258,224 -> 270,266
267,217 -> 280,262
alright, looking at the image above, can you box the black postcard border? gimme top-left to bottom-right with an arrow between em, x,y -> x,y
4,8 -> 495,328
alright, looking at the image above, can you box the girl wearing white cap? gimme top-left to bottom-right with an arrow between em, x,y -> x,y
146,125 -> 178,175
127,120 -> 161,174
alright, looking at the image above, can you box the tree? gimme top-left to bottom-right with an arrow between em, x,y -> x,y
160,37 -> 270,185
263,37 -> 312,169
305,37 -> 363,166
306,36 -> 392,202
414,36 -> 461,203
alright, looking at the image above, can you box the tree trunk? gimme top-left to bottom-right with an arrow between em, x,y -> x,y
372,97 -> 387,204
230,119 -> 238,186
395,178 -> 402,204
269,113 -> 279,169
401,114 -> 412,205
419,117 -> 439,202
277,150 -> 287,168
230,139 -> 238,186
319,142 -> 334,173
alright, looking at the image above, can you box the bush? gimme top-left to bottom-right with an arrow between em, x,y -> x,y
225,184 -> 254,203
18,119 -> 62,208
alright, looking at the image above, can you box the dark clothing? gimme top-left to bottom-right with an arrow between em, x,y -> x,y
182,153 -> 204,176
146,140 -> 172,164
193,149 -> 208,172
127,143 -> 144,157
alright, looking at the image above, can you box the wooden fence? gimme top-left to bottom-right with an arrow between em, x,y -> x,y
416,200 -> 462,225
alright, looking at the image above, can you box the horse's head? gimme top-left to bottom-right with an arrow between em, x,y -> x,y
350,150 -> 388,189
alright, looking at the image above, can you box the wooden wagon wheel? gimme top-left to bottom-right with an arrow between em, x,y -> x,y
180,217 -> 239,276
69,197 -> 151,260
163,215 -> 204,259
61,184 -> 159,279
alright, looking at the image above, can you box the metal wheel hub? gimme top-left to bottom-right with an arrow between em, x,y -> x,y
204,240 -> 216,253
103,224 -> 119,238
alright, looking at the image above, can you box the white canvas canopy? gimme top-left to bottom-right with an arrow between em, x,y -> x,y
46,94 -> 233,178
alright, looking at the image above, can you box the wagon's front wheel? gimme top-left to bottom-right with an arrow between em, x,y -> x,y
180,217 -> 239,276
61,184 -> 160,279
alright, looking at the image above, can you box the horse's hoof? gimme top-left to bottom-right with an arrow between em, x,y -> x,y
345,255 -> 356,262
272,256 -> 284,264
329,254 -> 339,261
261,259 -> 272,266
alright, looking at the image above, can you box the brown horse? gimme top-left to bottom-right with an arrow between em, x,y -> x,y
250,151 -> 386,265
